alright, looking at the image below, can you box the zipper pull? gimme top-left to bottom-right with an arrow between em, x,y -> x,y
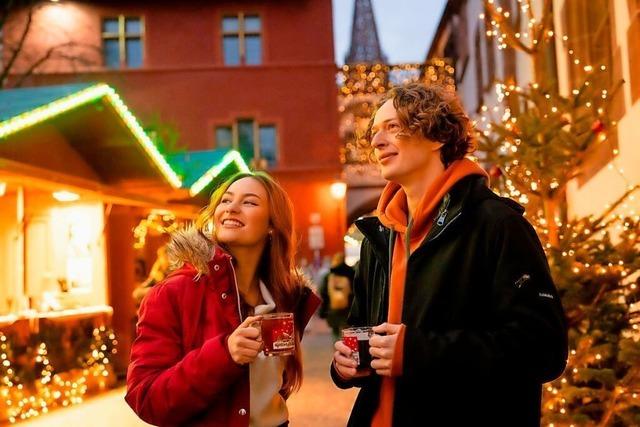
436,209 -> 448,226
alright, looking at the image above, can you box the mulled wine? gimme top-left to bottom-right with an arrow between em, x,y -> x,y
342,327 -> 374,372
261,312 -> 295,356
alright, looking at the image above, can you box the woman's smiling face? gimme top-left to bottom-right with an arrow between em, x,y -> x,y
213,177 -> 271,248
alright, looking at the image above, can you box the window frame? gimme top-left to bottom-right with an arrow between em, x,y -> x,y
215,119 -> 278,167
221,13 -> 262,66
101,15 -> 145,69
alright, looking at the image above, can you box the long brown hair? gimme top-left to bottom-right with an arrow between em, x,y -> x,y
195,171 -> 304,397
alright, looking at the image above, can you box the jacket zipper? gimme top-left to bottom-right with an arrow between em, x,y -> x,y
436,194 -> 451,226
228,260 -> 244,322
429,211 -> 462,242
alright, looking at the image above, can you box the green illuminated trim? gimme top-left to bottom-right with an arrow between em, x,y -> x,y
189,150 -> 250,196
0,84 -> 182,188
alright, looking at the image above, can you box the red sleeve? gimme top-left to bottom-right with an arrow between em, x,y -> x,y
125,277 -> 245,425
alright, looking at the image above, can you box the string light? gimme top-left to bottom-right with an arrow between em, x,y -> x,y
0,328 -> 117,423
189,150 -> 251,196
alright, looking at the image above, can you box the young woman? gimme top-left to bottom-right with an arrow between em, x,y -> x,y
126,171 -> 320,427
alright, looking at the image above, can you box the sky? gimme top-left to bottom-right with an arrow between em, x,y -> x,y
332,0 -> 449,65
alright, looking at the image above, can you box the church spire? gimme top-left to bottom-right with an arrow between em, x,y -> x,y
345,0 -> 387,64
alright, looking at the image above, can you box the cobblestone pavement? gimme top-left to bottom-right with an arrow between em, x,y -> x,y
287,315 -> 359,426
17,315 -> 357,427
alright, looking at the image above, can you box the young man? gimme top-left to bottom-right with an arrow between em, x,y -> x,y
331,82 -> 568,426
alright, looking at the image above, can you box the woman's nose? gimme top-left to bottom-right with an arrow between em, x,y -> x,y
225,200 -> 241,212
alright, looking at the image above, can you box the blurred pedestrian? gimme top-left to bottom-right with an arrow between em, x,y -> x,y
318,253 -> 355,341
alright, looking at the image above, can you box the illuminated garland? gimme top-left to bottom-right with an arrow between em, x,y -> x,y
337,61 -> 455,97
189,150 -> 251,196
133,209 -> 178,250
0,329 -> 117,423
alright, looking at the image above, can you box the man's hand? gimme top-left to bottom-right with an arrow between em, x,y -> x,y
369,322 -> 403,377
333,340 -> 359,379
227,315 -> 263,365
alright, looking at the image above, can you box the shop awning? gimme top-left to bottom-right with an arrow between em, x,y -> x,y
0,83 -> 182,188
168,149 -> 250,197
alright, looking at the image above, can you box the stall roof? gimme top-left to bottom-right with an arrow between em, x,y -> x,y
0,83 -> 182,188
168,149 -> 250,197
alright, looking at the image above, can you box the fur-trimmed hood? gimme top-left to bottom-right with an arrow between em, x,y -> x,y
166,225 -> 214,276
166,225 -> 316,292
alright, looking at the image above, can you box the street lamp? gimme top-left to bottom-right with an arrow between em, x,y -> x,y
330,182 -> 347,200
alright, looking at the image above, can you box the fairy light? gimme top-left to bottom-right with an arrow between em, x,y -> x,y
0,328 -> 117,423
189,150 -> 251,196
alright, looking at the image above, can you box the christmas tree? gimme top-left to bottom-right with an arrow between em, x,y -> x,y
478,0 -> 640,424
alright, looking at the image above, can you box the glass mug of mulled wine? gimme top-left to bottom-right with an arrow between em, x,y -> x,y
260,312 -> 295,356
342,326 -> 374,373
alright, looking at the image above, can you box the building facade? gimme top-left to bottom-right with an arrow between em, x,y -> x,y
2,0 -> 343,263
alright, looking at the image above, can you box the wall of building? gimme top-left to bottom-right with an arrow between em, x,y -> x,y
555,0 -> 640,218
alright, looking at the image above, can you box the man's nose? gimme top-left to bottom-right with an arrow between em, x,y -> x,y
370,133 -> 387,149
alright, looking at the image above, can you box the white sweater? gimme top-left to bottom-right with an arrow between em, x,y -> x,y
249,282 -> 288,427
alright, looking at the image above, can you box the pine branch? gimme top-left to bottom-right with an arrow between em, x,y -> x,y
484,0 -> 536,54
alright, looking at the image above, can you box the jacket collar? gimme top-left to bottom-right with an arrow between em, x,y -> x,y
356,175 -> 521,254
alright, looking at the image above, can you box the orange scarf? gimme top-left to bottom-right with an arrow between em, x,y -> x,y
371,159 -> 488,426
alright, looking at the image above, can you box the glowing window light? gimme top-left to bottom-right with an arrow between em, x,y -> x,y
0,182 -> 6,197
189,150 -> 250,196
52,191 -> 80,202
0,84 -> 182,188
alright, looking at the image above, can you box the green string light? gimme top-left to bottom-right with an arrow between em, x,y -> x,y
189,150 -> 250,196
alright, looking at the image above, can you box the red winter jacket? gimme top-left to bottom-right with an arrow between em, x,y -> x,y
125,228 -> 320,426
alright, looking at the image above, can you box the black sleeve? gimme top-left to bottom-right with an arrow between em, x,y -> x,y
403,213 -> 568,384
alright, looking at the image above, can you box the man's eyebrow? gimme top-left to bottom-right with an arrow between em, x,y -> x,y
371,118 -> 396,131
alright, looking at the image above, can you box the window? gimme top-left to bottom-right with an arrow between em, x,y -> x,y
215,120 -> 277,167
563,0 -> 613,89
222,14 -> 262,65
258,125 -> 277,164
102,16 -> 143,69
215,126 -> 233,149
563,0 -> 617,185
474,25 -> 484,112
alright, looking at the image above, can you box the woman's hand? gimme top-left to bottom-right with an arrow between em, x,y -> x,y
227,315 -> 263,365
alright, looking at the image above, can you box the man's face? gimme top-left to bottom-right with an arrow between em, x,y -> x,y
370,99 -> 442,184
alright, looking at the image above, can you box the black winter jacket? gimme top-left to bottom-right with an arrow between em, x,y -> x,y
331,176 -> 568,426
